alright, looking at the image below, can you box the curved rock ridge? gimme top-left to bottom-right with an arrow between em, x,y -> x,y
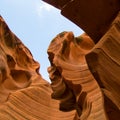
86,11 -> 120,120
0,81 -> 76,120
43,0 -> 120,43
0,16 -> 41,105
0,8 -> 120,120
0,16 -> 76,120
42,0 -> 71,9
47,32 -> 108,119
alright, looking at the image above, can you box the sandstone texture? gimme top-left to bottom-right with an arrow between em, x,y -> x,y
86,12 -> 120,120
43,0 -> 120,43
47,32 -> 107,119
0,16 -> 76,120
0,0 -> 120,120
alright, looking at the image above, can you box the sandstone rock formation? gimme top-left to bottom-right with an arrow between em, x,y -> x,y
0,0 -> 120,119
86,12 -> 120,120
0,16 -> 76,120
47,32 -> 108,119
0,16 -> 40,105
42,0 -> 120,43
47,27 -> 120,120
43,0 -> 120,119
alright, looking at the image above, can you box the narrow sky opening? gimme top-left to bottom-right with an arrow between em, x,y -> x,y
0,0 -> 84,82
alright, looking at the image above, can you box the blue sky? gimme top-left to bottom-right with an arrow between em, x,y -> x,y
0,0 -> 83,82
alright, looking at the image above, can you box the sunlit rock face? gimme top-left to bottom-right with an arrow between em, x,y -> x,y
0,16 -> 40,105
43,1 -> 120,119
0,2 -> 120,119
47,12 -> 120,120
0,16 -> 76,120
47,32 -> 108,119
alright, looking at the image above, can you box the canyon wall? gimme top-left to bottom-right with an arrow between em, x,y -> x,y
43,0 -> 120,43
43,0 -> 120,119
0,16 -> 76,120
0,0 -> 120,119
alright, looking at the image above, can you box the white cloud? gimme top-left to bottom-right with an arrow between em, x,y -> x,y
36,1 -> 54,16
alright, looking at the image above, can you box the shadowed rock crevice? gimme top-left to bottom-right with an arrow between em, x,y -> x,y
86,12 -> 120,120
43,0 -> 120,43
0,16 -> 41,105
0,0 -> 120,119
47,31 -> 108,119
0,16 -> 76,120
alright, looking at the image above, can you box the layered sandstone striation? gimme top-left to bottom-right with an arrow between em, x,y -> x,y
43,1 -> 120,119
47,26 -> 120,120
86,12 -> 120,120
0,16 -> 76,120
47,32 -> 108,119
0,0 -> 120,119
0,16 -> 40,105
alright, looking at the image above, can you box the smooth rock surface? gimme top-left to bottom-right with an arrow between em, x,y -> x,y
47,32 -> 108,119
86,12 -> 120,120
43,0 -> 120,43
0,2 -> 120,118
0,16 -> 76,120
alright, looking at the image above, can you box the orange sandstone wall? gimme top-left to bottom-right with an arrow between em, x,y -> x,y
0,0 -> 120,119
0,16 -> 76,120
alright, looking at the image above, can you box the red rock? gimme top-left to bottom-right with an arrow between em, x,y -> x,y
86,12 -> 120,120
47,32 -> 108,119
43,0 -> 120,43
0,16 -> 76,120
0,0 -> 120,119
0,16 -> 40,105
